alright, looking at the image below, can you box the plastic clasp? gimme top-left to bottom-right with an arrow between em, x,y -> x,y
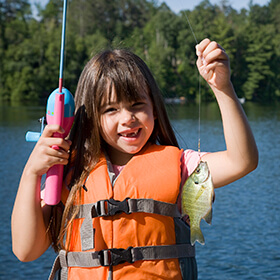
95,198 -> 130,217
98,247 -> 133,266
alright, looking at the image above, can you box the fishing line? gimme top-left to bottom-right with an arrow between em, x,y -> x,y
179,1 -> 202,152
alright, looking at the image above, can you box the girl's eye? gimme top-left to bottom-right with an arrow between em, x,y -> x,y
103,107 -> 117,113
132,101 -> 145,107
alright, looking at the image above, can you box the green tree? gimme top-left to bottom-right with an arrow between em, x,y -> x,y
242,4 -> 274,101
0,0 -> 32,101
135,3 -> 185,97
0,0 -> 279,103
268,0 -> 280,99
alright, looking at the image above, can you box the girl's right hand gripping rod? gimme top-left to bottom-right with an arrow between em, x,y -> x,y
26,0 -> 74,205
44,87 -> 74,205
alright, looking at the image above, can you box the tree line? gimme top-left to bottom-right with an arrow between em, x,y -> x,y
1,0 -> 279,104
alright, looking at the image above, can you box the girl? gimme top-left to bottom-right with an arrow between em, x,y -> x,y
12,39 -> 258,280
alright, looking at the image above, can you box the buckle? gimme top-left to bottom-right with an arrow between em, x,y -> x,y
96,198 -> 130,217
98,247 -> 133,266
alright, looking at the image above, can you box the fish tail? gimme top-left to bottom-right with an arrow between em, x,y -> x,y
191,226 -> 205,246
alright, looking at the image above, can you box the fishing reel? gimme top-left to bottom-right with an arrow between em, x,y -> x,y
25,88 -> 75,142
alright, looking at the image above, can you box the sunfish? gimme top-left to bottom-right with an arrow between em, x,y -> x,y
181,161 -> 214,245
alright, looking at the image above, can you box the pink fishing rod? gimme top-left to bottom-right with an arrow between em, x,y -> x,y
26,0 -> 74,205
44,0 -> 74,205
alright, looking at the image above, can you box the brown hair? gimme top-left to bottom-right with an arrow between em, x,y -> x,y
50,49 -> 179,251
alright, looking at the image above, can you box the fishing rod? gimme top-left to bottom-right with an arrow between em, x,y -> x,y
179,1 -> 202,152
26,0 -> 75,205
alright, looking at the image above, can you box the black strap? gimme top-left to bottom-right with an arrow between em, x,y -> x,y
78,198 -> 181,251
59,244 -> 195,268
76,198 -> 181,219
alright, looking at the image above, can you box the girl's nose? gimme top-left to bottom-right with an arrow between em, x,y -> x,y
120,109 -> 136,125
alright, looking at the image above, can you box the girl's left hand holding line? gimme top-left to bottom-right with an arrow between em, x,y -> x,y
196,38 -> 230,91
195,38 -> 258,188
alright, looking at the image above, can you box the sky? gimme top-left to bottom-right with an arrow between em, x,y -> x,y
158,0 -> 270,13
31,0 -> 270,13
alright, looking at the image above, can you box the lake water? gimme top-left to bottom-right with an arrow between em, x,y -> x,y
0,102 -> 279,279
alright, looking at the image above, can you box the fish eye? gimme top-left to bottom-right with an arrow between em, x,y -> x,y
195,168 -> 200,173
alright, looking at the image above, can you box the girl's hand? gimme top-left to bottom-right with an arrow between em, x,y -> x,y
196,38 -> 231,90
26,125 -> 71,176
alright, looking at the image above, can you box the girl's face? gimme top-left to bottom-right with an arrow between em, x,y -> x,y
100,87 -> 155,165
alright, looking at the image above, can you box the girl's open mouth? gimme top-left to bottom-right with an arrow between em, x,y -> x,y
119,129 -> 141,138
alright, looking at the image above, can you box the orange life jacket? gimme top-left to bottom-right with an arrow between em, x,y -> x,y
50,144 -> 197,280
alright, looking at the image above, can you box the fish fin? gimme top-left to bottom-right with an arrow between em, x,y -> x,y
203,208 -> 212,225
195,186 -> 206,201
191,226 -> 205,246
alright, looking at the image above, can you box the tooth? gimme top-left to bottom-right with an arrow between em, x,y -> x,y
121,130 -> 138,137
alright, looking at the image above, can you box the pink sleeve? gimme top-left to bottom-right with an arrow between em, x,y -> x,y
181,149 -> 208,184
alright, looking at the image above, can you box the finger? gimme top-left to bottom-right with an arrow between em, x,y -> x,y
203,41 -> 220,56
196,38 -> 212,68
29,148 -> 68,175
50,138 -> 72,152
205,49 -> 228,66
204,60 -> 225,74
45,155 -> 69,167
45,147 -> 70,166
196,55 -> 203,68
196,38 -> 211,56
46,150 -> 68,161
203,43 -> 228,64
53,149 -> 70,160
41,124 -> 65,137
38,136 -> 71,155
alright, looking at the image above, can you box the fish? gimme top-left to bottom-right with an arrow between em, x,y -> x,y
181,161 -> 214,245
